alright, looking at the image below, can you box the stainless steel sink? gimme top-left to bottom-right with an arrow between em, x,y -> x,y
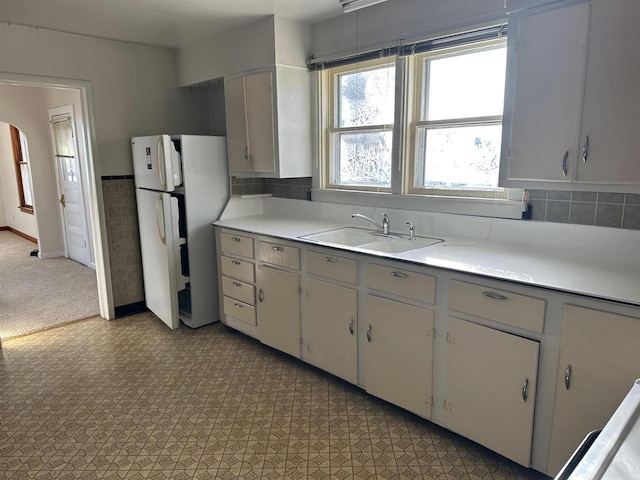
299,227 -> 443,254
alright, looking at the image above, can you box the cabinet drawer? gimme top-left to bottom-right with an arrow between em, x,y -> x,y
223,296 -> 256,326
367,263 -> 436,304
307,250 -> 357,284
221,275 -> 255,305
220,231 -> 255,258
220,255 -> 255,283
258,241 -> 300,270
448,280 -> 545,333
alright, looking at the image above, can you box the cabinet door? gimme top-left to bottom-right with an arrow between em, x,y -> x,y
365,295 -> 434,419
257,265 -> 300,358
502,2 -> 589,183
245,71 -> 276,173
548,305 -> 640,475
445,317 -> 539,467
307,279 -> 358,384
576,0 -> 640,184
224,76 -> 251,173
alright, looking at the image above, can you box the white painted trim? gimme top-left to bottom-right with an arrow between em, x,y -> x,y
0,71 -> 115,320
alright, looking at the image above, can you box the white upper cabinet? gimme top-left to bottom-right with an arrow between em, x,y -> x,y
501,0 -> 640,191
224,66 -> 311,178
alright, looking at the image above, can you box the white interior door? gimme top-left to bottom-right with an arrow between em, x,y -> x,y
51,114 -> 92,267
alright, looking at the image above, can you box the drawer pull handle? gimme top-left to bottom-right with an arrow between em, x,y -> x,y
565,364 -> 572,390
234,303 -> 243,309
522,378 -> 529,402
231,260 -> 241,265
582,135 -> 589,162
562,150 -> 569,177
258,289 -> 264,303
482,291 -> 508,301
390,271 -> 407,278
349,318 -> 354,335
324,257 -> 338,263
232,282 -> 242,287
272,246 -> 284,251
366,325 -> 372,342
231,237 -> 241,242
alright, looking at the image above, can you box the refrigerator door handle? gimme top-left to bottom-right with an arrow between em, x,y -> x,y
156,136 -> 168,190
156,195 -> 166,244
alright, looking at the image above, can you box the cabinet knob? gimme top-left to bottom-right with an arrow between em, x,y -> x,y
366,325 -> 372,342
272,246 -> 284,251
231,237 -> 241,242
231,260 -> 241,265
258,288 -> 264,303
232,281 -> 242,287
349,318 -> 354,335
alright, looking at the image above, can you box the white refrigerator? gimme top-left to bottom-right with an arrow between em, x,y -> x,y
131,134 -> 229,329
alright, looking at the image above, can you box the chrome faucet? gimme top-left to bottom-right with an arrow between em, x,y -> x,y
352,212 -> 400,237
406,222 -> 416,240
352,213 -> 384,232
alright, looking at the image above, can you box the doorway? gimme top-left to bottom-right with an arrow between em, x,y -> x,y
50,105 -> 93,268
0,74 -> 113,322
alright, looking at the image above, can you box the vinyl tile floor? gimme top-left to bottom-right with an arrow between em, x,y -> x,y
0,313 -> 549,479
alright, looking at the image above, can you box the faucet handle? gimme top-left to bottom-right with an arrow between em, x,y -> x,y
406,222 -> 416,240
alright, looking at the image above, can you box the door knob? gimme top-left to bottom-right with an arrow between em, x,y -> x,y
59,194 -> 66,207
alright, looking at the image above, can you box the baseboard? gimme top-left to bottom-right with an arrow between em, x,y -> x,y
0,226 -> 38,243
38,250 -> 65,259
114,301 -> 148,318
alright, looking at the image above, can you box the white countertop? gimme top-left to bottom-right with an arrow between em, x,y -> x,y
215,197 -> 640,307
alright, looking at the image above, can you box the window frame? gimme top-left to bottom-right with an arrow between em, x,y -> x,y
406,39 -> 508,198
323,56 -> 397,192
9,125 -> 34,215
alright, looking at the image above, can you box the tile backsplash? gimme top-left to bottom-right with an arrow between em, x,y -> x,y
102,176 -> 144,307
527,189 -> 640,230
231,177 -> 312,200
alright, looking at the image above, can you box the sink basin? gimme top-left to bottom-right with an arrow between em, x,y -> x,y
299,227 -> 376,246
299,227 -> 443,254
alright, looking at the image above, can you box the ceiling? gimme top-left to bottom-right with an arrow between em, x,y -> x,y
0,0 -> 342,49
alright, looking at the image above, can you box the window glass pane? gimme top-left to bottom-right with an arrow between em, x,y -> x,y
20,163 -> 33,206
52,118 -> 74,157
418,125 -> 502,190
425,47 -> 507,121
337,65 -> 395,127
333,131 -> 392,187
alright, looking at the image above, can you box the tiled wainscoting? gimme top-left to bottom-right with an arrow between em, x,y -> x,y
231,177 -> 312,201
527,190 -> 640,229
102,176 -> 144,307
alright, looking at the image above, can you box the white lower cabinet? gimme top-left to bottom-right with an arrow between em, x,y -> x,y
256,264 -> 301,358
365,295 -> 434,419
306,279 -> 358,384
444,317 -> 539,467
548,305 -> 640,475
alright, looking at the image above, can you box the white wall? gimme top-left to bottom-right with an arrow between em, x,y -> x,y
310,0 -> 506,60
0,84 -> 50,244
176,16 -> 310,88
0,125 -> 11,226
0,22 -> 210,176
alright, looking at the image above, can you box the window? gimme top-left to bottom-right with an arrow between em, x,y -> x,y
325,58 -> 396,190
9,125 -> 34,214
410,42 -> 507,197
319,35 -> 509,199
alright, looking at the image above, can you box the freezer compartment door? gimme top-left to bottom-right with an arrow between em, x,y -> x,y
136,189 -> 185,329
132,134 -> 182,192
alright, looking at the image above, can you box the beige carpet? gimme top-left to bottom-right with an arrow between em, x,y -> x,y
0,230 -> 100,340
